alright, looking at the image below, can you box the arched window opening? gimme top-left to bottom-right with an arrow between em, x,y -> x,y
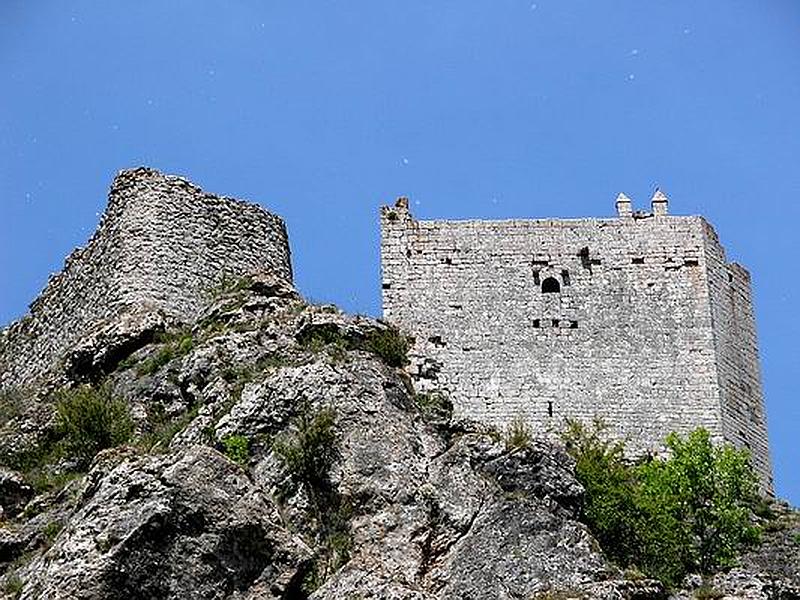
541,277 -> 561,293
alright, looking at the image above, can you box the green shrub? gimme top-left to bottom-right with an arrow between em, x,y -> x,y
42,520 -> 63,545
222,434 -> 250,466
272,405 -> 350,593
505,417 -> 533,450
563,421 -> 761,588
136,329 -> 194,375
562,419 -> 641,570
639,429 -> 760,575
139,405 -> 199,453
694,584 -> 724,600
414,391 -> 453,422
273,406 -> 338,493
299,500 -> 354,593
297,324 -> 348,354
55,385 -> 133,469
208,273 -> 253,300
363,327 -> 410,368
297,324 -> 410,368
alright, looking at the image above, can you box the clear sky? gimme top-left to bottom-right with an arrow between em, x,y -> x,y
1,1 -> 798,503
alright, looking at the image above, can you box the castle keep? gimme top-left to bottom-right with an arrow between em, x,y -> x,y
0,168 -> 292,389
380,192 -> 773,490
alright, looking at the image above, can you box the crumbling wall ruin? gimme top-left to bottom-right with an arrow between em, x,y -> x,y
0,168 -> 292,389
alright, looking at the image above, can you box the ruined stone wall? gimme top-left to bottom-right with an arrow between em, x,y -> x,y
0,168 -> 292,389
380,198 -> 772,490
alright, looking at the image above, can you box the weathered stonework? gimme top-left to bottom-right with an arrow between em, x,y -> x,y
380,192 -> 773,491
0,168 -> 292,389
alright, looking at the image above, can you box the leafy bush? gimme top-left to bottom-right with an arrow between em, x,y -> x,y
222,434 -> 250,466
272,405 -> 350,593
363,327 -> 410,368
42,520 -> 64,545
4,574 -> 23,598
694,584 -> 724,600
505,416 -> 533,450
298,324 -> 348,353
563,421 -> 761,587
207,272 -> 253,300
139,405 -> 199,453
55,385 -> 133,469
273,406 -> 338,493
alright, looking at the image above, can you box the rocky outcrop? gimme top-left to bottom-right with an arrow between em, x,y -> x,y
17,445 -> 307,600
0,272 -> 795,599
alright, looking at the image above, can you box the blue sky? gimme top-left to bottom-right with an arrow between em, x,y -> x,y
1,1 -> 798,503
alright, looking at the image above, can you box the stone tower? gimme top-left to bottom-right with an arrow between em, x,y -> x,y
0,168 -> 292,389
380,191 -> 773,491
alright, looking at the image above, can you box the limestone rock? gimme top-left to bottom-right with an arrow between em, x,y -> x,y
17,445 -> 308,600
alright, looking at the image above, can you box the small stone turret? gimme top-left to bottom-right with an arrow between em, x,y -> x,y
651,189 -> 669,216
615,193 -> 633,217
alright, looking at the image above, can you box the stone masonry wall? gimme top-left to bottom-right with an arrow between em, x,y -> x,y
380,198 -> 773,491
703,221 -> 773,489
0,168 -> 292,389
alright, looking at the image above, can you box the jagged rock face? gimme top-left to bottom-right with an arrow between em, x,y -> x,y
18,446 -> 307,600
0,273 -> 794,599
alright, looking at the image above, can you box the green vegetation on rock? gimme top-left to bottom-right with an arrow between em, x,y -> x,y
297,323 -> 410,368
414,390 -> 453,423
273,404 -> 351,593
362,327 -> 410,367
135,328 -> 194,376
505,416 -> 533,450
221,434 -> 250,466
563,420 -> 761,587
273,405 -> 339,495
55,384 -> 133,469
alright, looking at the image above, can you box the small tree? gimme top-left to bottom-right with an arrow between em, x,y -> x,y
564,421 -> 761,587
562,419 -> 641,566
637,429 -> 760,574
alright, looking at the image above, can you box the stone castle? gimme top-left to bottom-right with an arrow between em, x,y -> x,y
0,168 -> 292,389
380,191 -> 773,490
0,169 -> 773,490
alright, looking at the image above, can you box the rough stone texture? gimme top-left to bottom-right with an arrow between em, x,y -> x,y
380,193 -> 773,491
0,275 -> 665,600
0,167 -> 292,391
0,235 -> 795,599
17,445 -> 308,600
